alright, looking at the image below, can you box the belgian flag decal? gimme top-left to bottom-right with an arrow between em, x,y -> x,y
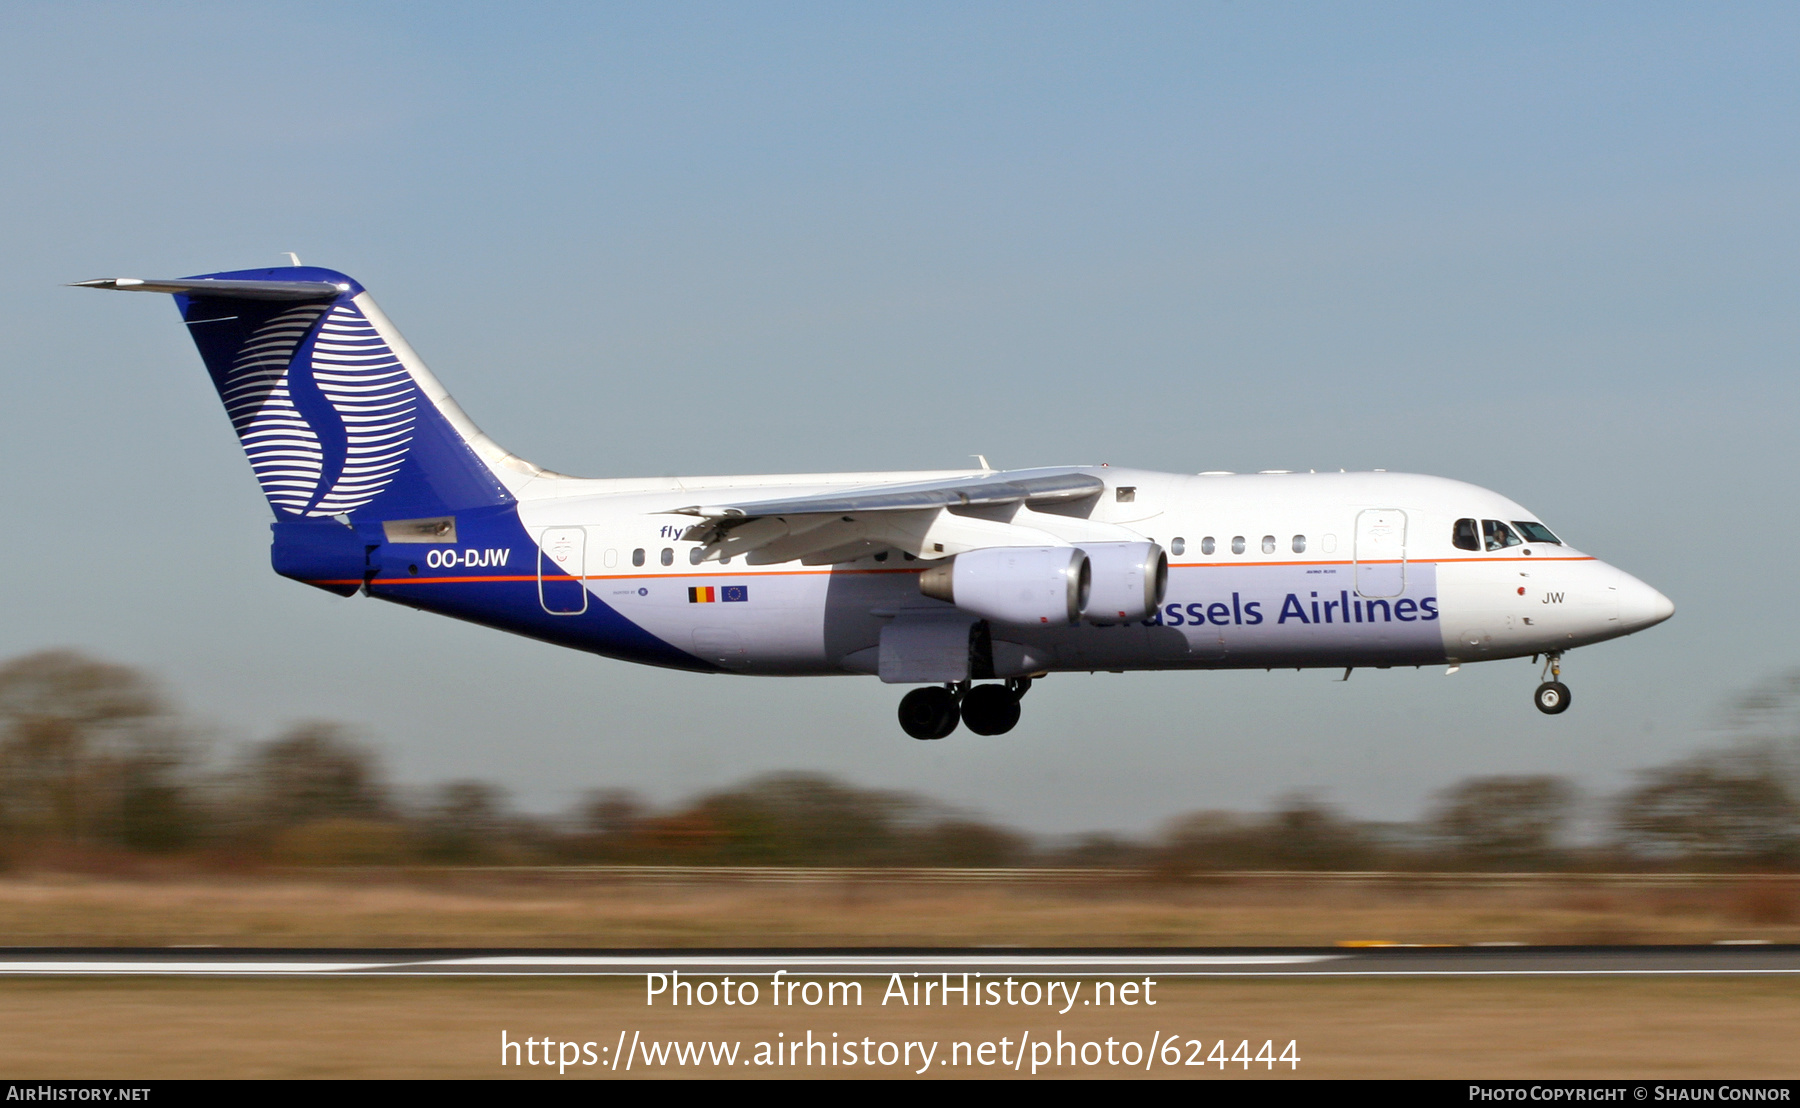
688,585 -> 749,603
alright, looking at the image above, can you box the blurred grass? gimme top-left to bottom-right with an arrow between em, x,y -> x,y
0,870 -> 1796,946
0,977 -> 1795,1078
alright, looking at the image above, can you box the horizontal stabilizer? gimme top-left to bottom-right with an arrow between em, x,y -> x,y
72,277 -> 347,300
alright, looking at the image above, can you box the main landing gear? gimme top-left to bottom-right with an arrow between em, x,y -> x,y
899,677 -> 1032,739
898,686 -> 959,740
1533,651 -> 1571,715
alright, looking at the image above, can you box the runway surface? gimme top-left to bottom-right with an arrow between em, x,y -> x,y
0,946 -> 1795,976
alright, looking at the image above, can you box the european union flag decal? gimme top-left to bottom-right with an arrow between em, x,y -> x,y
721,585 -> 749,603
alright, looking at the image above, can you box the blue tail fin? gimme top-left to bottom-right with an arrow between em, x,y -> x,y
77,265 -> 559,594
162,265 -> 517,521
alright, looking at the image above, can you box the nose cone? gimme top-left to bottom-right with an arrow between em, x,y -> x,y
1618,573 -> 1675,632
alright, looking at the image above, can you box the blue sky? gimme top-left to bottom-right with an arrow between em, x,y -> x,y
2,3 -> 1796,831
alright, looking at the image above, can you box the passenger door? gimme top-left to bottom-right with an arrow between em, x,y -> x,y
1354,509 -> 1407,598
537,527 -> 588,615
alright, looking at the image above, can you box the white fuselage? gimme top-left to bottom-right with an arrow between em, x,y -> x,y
501,467 -> 1671,677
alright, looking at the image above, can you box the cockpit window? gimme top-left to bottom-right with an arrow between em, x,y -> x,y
1452,518 -> 1480,551
1482,520 -> 1522,551
1511,521 -> 1561,545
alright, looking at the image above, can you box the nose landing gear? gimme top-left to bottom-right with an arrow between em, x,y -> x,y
1534,652 -> 1571,715
898,677 -> 1032,738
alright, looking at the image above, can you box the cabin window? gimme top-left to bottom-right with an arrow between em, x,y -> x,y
603,548 -> 618,569
1512,521 -> 1562,545
661,547 -> 675,566
1231,536 -> 1246,555
1322,533 -> 1337,553
1170,537 -> 1185,556
689,547 -> 704,565
1261,535 -> 1276,554
721,554 -> 732,565
874,551 -> 888,562
632,548 -> 646,567
1201,536 -> 1216,555
1452,518 -> 1480,551
1115,486 -> 1136,503
1292,534 -> 1306,554
1482,520 -> 1522,551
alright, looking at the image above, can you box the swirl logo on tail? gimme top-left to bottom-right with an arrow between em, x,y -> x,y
224,300 -> 419,517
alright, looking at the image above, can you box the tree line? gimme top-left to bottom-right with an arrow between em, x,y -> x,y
1,649 -> 1797,870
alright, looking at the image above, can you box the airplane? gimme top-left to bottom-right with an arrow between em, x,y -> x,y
78,264 -> 1674,738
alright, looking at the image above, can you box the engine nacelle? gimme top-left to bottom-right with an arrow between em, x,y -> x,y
1079,541 -> 1168,623
917,546 -> 1090,626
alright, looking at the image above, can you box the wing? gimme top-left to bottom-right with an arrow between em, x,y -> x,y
666,468 -> 1110,565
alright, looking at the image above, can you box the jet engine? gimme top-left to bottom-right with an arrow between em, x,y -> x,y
1078,541 -> 1168,623
917,546 -> 1090,625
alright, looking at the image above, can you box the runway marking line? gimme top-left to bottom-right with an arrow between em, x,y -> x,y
423,954 -> 1341,967
2,952 -> 1800,977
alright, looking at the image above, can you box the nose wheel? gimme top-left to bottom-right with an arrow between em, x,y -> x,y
1533,652 -> 1572,715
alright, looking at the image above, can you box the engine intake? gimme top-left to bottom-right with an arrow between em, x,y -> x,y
1078,541 -> 1168,623
917,546 -> 1090,626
